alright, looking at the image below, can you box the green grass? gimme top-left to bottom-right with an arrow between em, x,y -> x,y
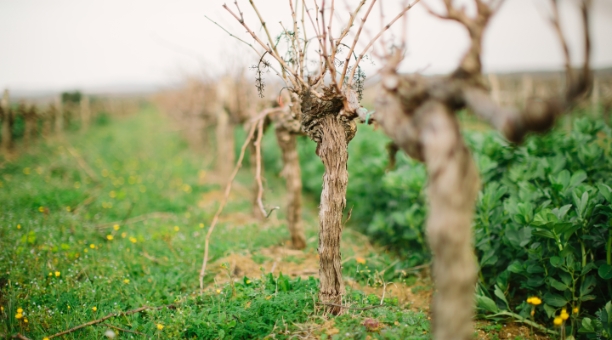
0,105 -> 431,339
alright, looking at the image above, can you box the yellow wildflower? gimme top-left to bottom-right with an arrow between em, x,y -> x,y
113,224 -> 120,231
24,318 -> 28,323
356,257 -> 366,265
527,297 -> 541,305
55,271 -> 60,277
90,244 -> 96,249
121,232 -> 127,238
560,308 -> 569,321
156,324 -> 164,330
17,224 -> 21,229
174,226 -> 179,231
216,289 -> 221,294
43,338 -> 49,340
66,206 -> 71,212
15,313 -> 23,319
199,223 -> 205,229
17,308 -> 23,313
106,235 -> 114,241
129,237 -> 137,243
92,306 -> 97,312
573,306 -> 579,314
246,279 -> 251,284
48,272 -> 52,276
38,206 -> 45,212
123,279 -> 130,284
553,316 -> 563,326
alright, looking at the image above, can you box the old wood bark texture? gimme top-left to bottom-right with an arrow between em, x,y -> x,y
275,127 -> 306,249
301,88 -> 357,314
420,102 -> 479,340
315,114 -> 349,314
375,84 -> 479,339
271,94 -> 306,249
1,90 -> 13,152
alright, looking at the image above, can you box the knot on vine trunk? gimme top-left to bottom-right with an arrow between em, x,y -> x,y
300,87 -> 358,155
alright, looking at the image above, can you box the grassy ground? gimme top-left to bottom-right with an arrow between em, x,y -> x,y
1,106 -> 538,339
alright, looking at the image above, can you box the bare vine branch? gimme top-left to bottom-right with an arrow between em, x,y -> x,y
347,0 -> 421,84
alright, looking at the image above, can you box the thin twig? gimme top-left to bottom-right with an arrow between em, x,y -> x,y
102,323 -> 146,336
204,15 -> 261,56
254,118 -> 279,218
205,15 -> 286,79
248,0 -> 288,80
338,0 -> 376,88
199,122 -> 258,292
11,334 -> 32,340
45,305 -> 175,339
548,0 -> 573,84
223,3 -> 304,89
347,0 -> 421,83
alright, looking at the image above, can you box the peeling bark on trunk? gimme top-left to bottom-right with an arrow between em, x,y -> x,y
420,102 -> 479,340
275,127 -> 306,250
316,114 -> 350,314
215,110 -> 235,177
300,88 -> 358,315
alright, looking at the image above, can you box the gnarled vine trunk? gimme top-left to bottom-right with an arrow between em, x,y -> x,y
375,75 -> 480,340
301,88 -> 357,314
315,114 -> 349,314
275,127 -> 306,249
1,90 -> 13,153
420,102 -> 479,340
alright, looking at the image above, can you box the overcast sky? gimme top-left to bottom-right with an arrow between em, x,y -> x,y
1,0 -> 611,92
